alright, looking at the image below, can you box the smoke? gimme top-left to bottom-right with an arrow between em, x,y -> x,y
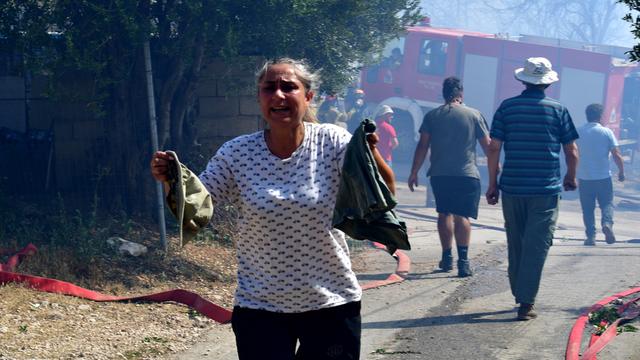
419,0 -> 635,48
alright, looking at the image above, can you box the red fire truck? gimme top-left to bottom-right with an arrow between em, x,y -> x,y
361,19 -> 640,160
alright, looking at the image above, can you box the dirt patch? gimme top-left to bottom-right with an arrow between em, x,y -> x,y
0,240 -> 237,360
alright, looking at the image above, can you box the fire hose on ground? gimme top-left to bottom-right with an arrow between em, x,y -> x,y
565,286 -> 640,360
0,242 -> 410,324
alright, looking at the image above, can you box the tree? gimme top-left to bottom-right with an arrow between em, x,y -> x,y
1,0 -> 421,215
230,0 -> 422,93
619,0 -> 640,60
485,0 -> 628,45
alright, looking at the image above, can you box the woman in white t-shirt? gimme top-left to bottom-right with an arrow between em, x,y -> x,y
151,58 -> 395,359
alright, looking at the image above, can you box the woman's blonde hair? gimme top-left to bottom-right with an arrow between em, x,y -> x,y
256,58 -> 321,123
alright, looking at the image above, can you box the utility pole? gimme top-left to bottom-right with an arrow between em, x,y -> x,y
143,41 -> 168,252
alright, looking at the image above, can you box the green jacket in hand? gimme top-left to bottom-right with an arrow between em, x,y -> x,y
165,150 -> 213,247
332,119 -> 410,254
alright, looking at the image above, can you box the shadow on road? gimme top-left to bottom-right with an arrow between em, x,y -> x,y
358,273 -> 398,281
362,309 -> 517,330
396,208 -> 506,232
406,270 -> 464,280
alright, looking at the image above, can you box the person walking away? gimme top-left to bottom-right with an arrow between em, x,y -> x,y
408,76 -> 490,277
577,103 -> 625,246
486,57 -> 579,321
151,58 -> 396,359
375,105 -> 399,167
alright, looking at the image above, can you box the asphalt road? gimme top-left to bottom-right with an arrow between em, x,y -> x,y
175,165 -> 640,360
362,182 -> 640,360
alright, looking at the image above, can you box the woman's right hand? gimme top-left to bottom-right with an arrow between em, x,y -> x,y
150,151 -> 175,183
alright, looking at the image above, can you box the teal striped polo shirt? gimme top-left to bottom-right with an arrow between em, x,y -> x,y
490,89 -> 579,196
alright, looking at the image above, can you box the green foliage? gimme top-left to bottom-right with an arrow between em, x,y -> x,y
229,0 -> 422,92
2,0 -> 421,109
619,0 -> 640,61
142,336 -> 168,344
187,308 -> 199,320
588,303 -> 640,335
1,193 -> 113,257
0,1 -> 55,74
619,324 -> 638,333
589,305 -> 621,335
189,204 -> 238,248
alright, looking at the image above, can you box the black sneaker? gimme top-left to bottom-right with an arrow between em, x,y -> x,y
457,259 -> 472,277
517,303 -> 537,321
438,257 -> 453,272
603,224 -> 616,244
584,237 -> 596,246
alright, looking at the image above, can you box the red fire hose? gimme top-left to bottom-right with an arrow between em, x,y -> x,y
1,242 -> 410,324
565,287 -> 640,360
0,243 -> 233,323
361,242 -> 410,290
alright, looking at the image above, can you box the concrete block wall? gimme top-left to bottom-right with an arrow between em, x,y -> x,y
0,76 -> 27,132
54,117 -> 106,189
0,75 -> 56,193
194,57 -> 264,158
1,58 -> 264,194
0,75 -> 56,132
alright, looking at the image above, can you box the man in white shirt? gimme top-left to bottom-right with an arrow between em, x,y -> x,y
577,103 -> 625,246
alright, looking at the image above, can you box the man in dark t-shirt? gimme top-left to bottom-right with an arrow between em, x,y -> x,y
408,77 -> 490,278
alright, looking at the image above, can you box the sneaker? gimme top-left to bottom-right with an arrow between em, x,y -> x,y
438,257 -> 453,272
584,237 -> 596,246
517,303 -> 537,321
457,259 -> 472,277
603,224 -> 616,244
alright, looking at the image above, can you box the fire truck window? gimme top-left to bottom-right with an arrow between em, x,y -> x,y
366,65 -> 379,83
382,47 -> 403,69
418,40 -> 447,75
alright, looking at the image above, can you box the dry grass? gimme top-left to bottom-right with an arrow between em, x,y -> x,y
0,240 -> 238,360
0,193 -> 241,359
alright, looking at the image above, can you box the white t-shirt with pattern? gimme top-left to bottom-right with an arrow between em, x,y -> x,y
199,122 -> 362,313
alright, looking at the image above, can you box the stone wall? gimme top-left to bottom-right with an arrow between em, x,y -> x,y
194,57 -> 264,157
0,58 -> 264,196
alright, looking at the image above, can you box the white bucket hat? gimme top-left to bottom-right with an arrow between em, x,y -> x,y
376,104 -> 394,118
514,57 -> 559,85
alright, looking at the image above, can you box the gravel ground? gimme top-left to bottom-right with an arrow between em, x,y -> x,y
0,242 -> 237,360
0,239 -> 372,360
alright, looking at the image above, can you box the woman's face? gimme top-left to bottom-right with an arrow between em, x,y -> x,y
258,63 -> 313,127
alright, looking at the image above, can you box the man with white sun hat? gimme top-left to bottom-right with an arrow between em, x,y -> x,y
485,57 -> 580,321
513,56 -> 559,84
